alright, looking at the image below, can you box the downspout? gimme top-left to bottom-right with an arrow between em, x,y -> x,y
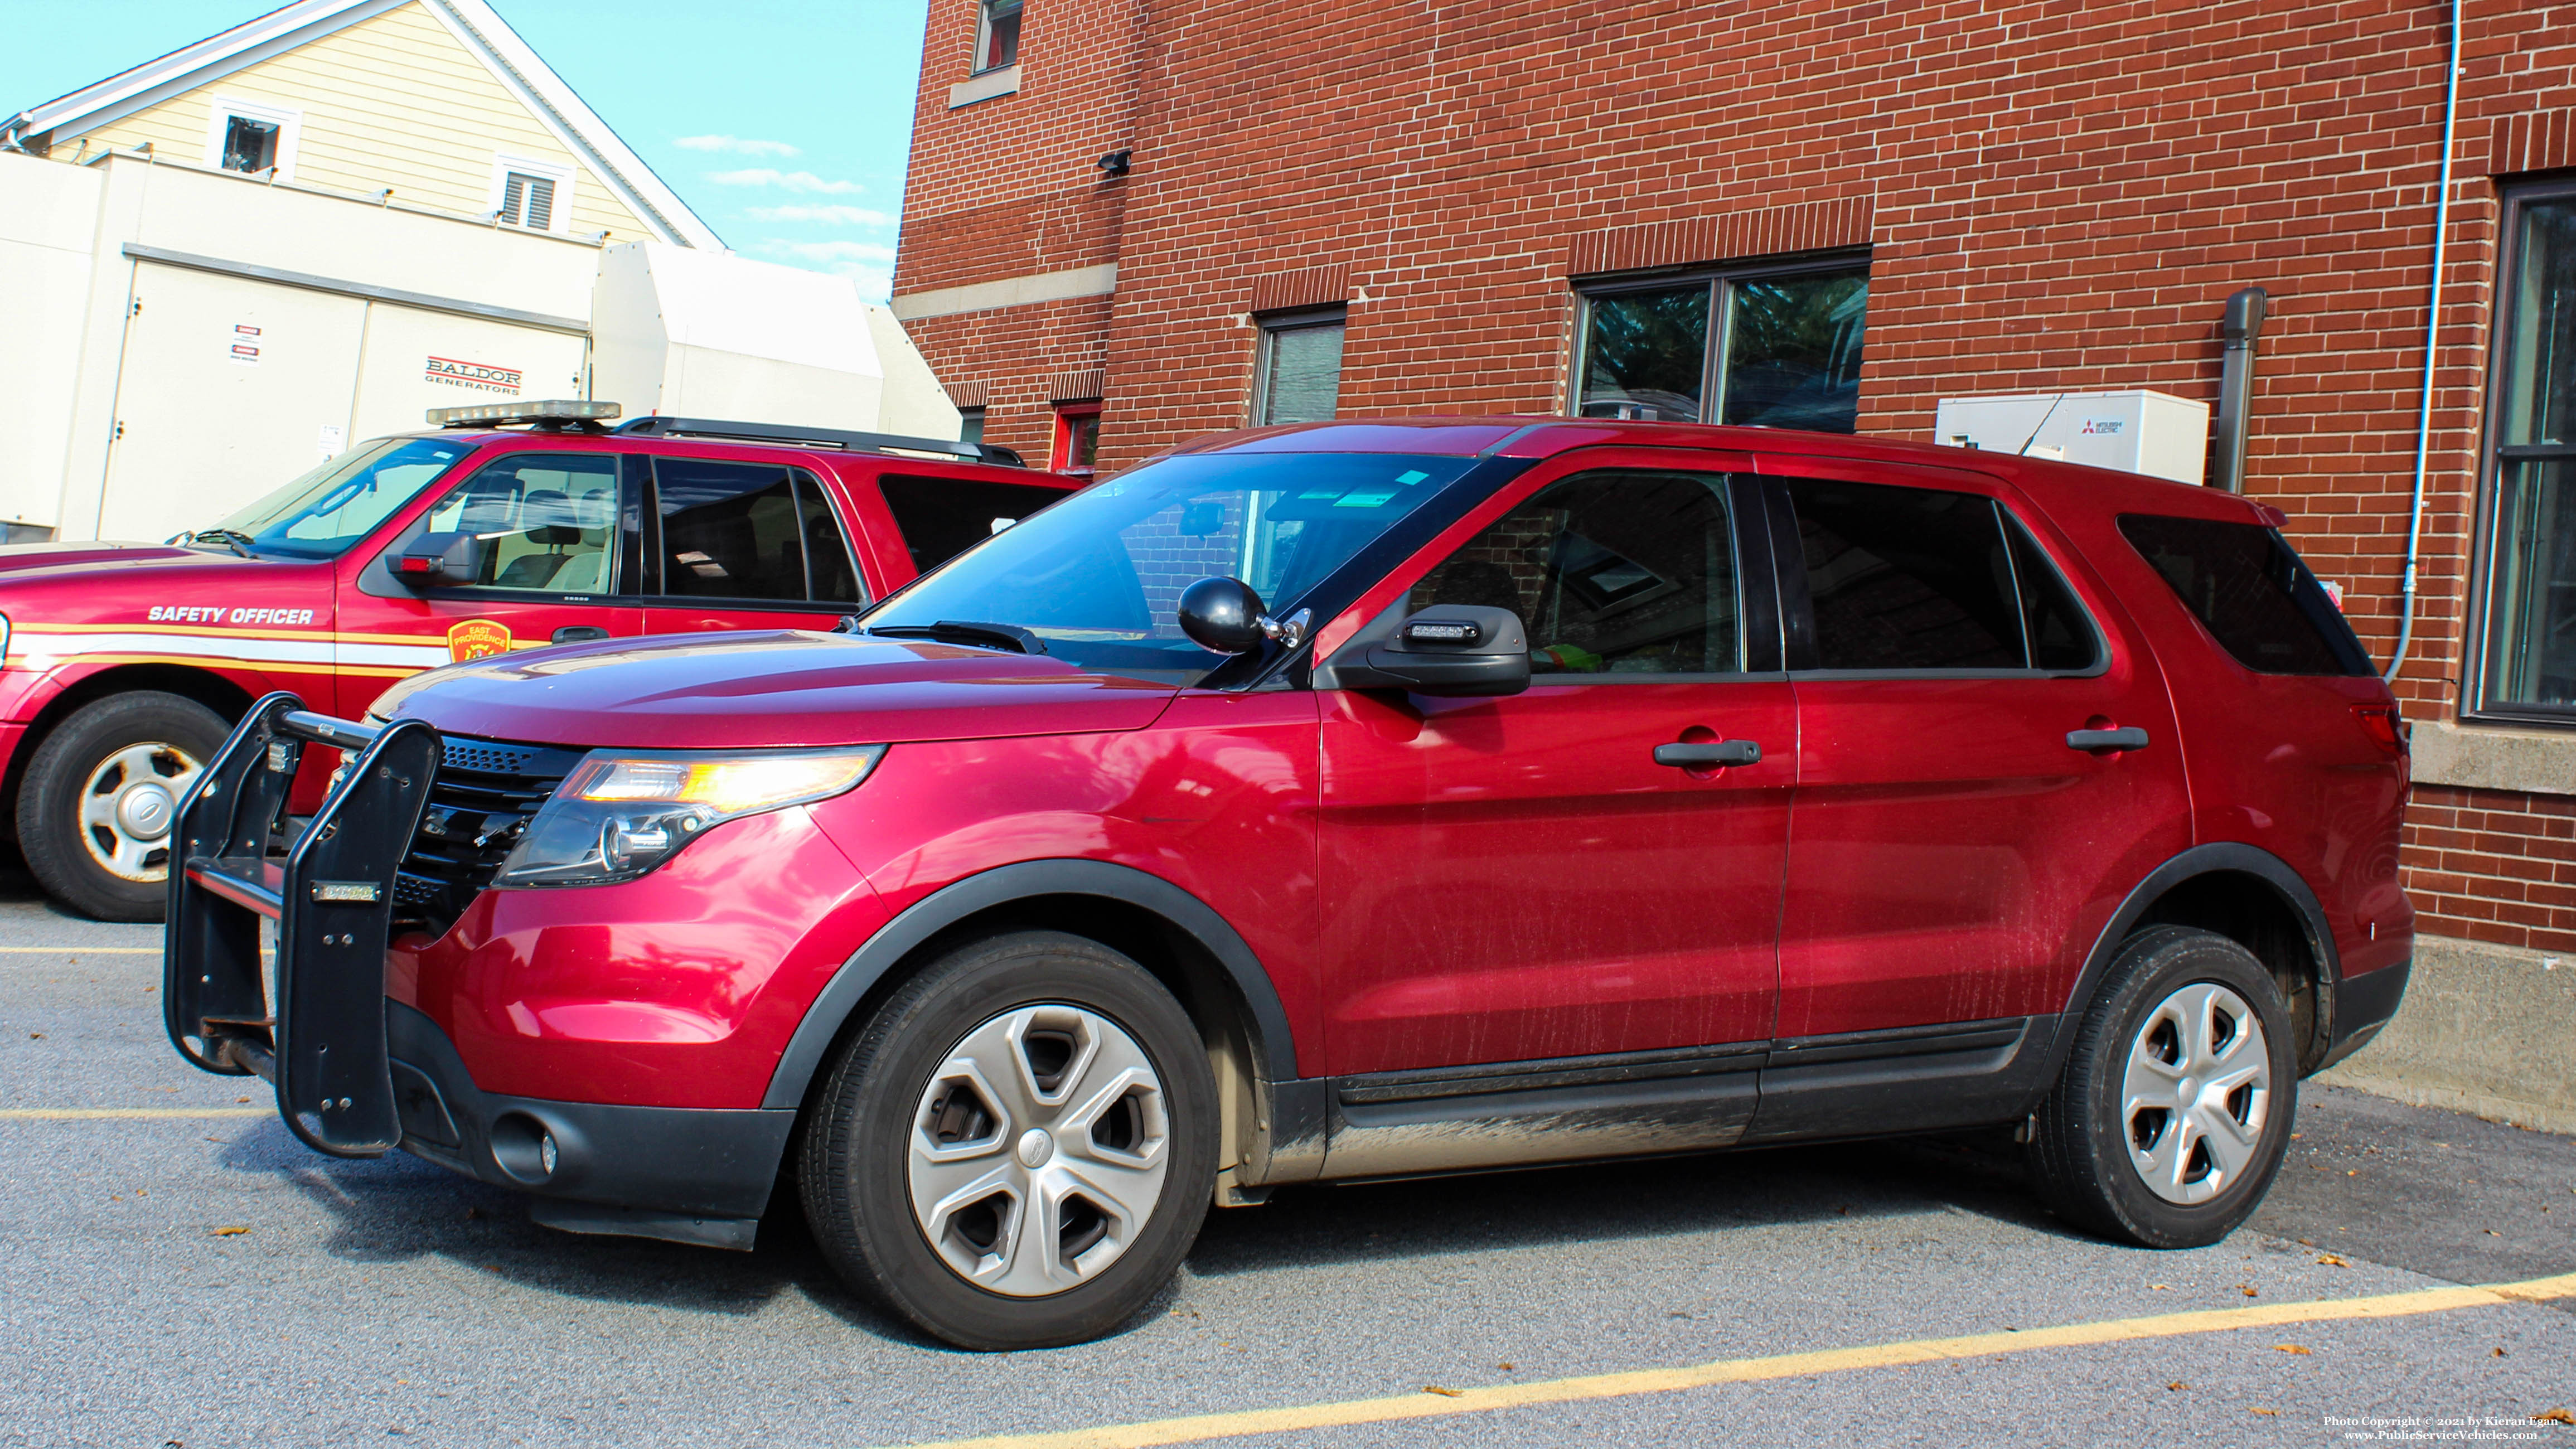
2211,287 -> 2270,492
2384,0 -> 2464,684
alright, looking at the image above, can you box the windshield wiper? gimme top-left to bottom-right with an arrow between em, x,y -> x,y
865,621 -> 1048,656
182,528 -> 260,558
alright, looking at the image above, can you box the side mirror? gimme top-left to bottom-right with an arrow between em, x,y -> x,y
1177,576 -> 1310,655
393,531 -> 487,587
1320,604 -> 1531,698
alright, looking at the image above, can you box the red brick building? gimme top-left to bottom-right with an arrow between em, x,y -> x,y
894,3 -> 2576,1120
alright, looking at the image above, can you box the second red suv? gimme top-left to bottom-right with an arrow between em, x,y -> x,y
163,417 -> 2412,1350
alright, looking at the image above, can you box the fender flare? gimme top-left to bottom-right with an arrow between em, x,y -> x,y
760,859 -> 1301,1111
2044,841 -> 2343,1079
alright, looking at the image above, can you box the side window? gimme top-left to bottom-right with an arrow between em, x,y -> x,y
1788,477 -> 2098,672
2118,514 -> 2372,676
878,475 -> 1071,574
651,458 -> 807,602
420,453 -> 619,595
1408,470 -> 1744,676
795,471 -> 866,605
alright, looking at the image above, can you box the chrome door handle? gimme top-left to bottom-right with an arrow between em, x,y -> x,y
2066,727 -> 2149,753
1654,739 -> 1761,768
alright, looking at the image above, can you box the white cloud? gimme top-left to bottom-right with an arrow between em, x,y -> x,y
673,134 -> 800,157
758,239 -> 897,264
745,203 -> 893,226
706,168 -> 863,194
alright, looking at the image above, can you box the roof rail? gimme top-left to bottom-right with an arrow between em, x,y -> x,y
611,415 -> 1025,468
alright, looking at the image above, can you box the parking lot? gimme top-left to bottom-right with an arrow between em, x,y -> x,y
4,868 -> 2570,1449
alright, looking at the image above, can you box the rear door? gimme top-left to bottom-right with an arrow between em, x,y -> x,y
1754,455 -> 2189,1135
637,453 -> 871,635
337,445 -> 642,718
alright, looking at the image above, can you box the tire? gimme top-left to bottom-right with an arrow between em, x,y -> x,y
2027,925 -> 2300,1248
16,692 -> 230,922
800,931 -> 1218,1350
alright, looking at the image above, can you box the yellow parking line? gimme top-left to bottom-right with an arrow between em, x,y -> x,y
0,946 -> 159,954
885,1272 -> 2576,1449
0,1108 -> 268,1119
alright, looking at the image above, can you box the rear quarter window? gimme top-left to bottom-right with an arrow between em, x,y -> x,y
879,475 -> 1072,574
2117,514 -> 2373,676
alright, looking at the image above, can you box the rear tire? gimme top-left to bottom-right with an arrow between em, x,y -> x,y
16,692 -> 227,922
2027,925 -> 2298,1248
799,931 -> 1218,1350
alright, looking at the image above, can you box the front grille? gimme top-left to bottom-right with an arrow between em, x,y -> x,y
393,735 -> 586,938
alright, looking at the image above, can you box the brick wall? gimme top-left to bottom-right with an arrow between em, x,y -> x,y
2404,786 -> 2576,954
898,0 -> 2576,945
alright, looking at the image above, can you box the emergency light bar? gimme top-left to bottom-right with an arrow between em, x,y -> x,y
427,400 -> 622,429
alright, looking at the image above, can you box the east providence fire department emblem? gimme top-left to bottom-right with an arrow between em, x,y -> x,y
446,619 -> 512,662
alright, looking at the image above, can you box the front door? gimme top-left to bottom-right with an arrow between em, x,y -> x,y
1763,461 -> 2192,1047
338,448 -> 642,719
1317,459 -> 1794,1079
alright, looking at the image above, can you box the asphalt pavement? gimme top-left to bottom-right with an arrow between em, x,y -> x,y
2,860 -> 2570,1449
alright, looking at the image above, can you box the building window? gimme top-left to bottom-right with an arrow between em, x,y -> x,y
1252,308 -> 1345,425
1571,260 -> 1868,433
1050,403 -> 1101,476
200,98 -> 300,180
2475,179 -> 2576,723
489,154 -> 574,232
958,406 -> 987,447
976,0 -> 1023,72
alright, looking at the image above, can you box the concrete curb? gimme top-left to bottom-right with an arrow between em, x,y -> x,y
2316,932 -> 2575,1137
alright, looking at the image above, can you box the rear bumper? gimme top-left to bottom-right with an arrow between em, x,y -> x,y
2318,957 -> 2411,1072
387,1000 -> 793,1245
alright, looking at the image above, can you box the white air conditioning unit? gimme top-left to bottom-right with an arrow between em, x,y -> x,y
1931,390 -> 2210,485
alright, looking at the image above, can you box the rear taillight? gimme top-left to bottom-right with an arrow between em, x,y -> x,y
2352,704 -> 2404,757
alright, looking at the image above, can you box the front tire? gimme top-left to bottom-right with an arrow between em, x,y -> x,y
2027,926 -> 2299,1248
799,931 -> 1218,1350
16,692 -> 227,922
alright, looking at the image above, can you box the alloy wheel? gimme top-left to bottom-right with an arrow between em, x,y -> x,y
2120,981 -> 2272,1205
904,1003 -> 1171,1297
76,741 -> 205,883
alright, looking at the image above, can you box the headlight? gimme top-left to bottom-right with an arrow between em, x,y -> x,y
493,746 -> 885,888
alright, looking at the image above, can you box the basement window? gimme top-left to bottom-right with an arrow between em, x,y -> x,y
489,155 -> 574,233
976,0 -> 1023,72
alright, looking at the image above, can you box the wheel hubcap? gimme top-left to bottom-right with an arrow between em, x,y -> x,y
906,1004 -> 1171,1297
2122,981 -> 2272,1205
78,742 -> 206,883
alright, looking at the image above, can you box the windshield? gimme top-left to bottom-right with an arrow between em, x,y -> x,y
209,437 -> 475,559
866,452 -> 1483,683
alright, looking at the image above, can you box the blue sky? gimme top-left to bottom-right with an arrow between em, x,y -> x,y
1,1 -> 927,299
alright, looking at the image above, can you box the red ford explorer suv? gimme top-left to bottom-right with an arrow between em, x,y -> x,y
0,403 -> 1071,921
162,417 -> 2412,1350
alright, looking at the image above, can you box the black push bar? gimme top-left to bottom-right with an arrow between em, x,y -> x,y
163,692 -> 442,1158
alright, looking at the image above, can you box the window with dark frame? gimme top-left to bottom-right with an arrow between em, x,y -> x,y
1572,260 -> 1869,433
1253,308 -> 1346,426
2475,178 -> 2576,723
220,115 -> 279,173
976,0 -> 1023,72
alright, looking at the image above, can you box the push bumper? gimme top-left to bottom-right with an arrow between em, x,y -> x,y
2318,957 -> 2412,1071
162,692 -> 794,1248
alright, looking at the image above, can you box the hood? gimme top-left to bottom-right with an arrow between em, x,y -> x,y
0,541 -> 316,592
0,541 -> 209,574
382,629 -> 1180,749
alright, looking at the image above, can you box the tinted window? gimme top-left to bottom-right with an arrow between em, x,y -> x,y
1410,471 -> 1742,675
1790,478 -> 2022,670
878,476 -> 1071,574
419,453 -> 618,594
2119,514 -> 2372,676
652,458 -> 805,601
2009,518 -> 2102,671
795,472 -> 865,605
